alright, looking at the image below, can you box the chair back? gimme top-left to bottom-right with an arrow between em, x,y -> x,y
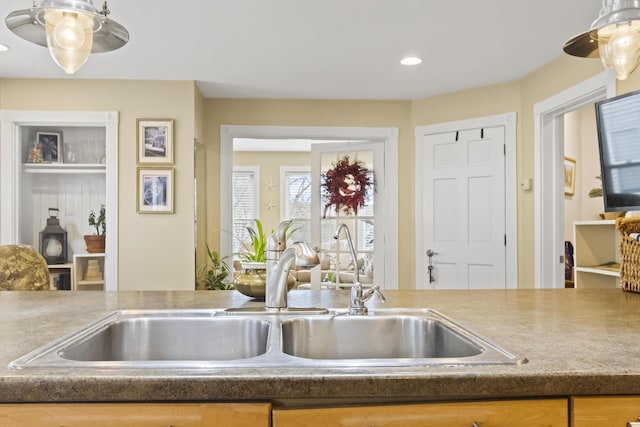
0,245 -> 50,291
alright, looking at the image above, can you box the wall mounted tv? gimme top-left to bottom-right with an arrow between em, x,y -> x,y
596,89 -> 640,212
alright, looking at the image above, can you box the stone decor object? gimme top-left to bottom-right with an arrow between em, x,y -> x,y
0,245 -> 50,291
84,259 -> 102,281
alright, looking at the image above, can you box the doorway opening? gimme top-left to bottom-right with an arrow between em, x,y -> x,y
533,71 -> 616,288
219,125 -> 399,289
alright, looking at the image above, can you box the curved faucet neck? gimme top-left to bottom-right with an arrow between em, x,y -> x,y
265,246 -> 298,309
334,223 -> 359,287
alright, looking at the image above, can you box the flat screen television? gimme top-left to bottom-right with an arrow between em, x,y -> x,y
596,90 -> 640,212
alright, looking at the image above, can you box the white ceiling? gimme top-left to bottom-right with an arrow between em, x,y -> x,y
0,0 -> 603,100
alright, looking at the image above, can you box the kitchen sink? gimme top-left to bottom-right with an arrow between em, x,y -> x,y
9,308 -> 526,370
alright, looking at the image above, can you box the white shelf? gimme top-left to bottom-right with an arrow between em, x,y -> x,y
574,265 -> 620,277
573,220 -> 621,288
77,279 -> 105,286
23,163 -> 105,174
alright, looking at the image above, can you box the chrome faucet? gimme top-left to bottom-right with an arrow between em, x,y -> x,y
266,220 -> 319,310
333,223 -> 385,315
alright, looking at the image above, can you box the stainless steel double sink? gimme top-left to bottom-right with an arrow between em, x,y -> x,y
9,308 -> 527,369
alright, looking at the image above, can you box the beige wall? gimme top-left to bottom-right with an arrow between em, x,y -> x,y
4,52 -> 640,291
0,79 -> 197,291
199,62 -> 631,290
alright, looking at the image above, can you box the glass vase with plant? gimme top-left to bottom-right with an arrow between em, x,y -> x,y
234,219 -> 299,299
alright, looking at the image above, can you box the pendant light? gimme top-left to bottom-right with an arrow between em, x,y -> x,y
563,0 -> 640,80
5,0 -> 129,74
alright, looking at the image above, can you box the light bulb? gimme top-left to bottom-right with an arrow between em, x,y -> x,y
44,9 -> 94,74
53,13 -> 86,49
598,21 -> 640,80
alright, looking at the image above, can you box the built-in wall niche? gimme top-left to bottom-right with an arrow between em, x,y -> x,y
19,125 -> 107,260
0,110 -> 119,291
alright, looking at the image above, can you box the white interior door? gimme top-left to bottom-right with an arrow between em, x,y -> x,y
310,141 -> 385,290
418,127 -> 506,289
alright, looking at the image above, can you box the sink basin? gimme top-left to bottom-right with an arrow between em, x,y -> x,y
281,315 -> 482,359
9,310 -> 272,369
60,315 -> 270,362
9,308 -> 526,369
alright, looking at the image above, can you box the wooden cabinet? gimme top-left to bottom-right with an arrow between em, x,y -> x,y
573,220 -> 621,288
573,396 -> 640,426
0,403 -> 270,427
47,262 -> 74,290
273,399 -> 568,426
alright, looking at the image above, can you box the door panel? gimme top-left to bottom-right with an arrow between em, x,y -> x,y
419,127 -> 506,289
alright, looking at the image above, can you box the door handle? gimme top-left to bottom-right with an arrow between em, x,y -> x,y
426,249 -> 438,283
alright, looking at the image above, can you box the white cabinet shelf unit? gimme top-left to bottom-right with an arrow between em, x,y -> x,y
0,110 -> 119,291
73,253 -> 105,291
573,220 -> 621,289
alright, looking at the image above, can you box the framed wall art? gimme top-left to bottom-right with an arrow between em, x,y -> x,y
137,119 -> 174,164
564,157 -> 576,196
137,167 -> 174,213
37,131 -> 61,163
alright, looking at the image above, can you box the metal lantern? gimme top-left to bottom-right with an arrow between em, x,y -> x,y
39,208 -> 67,265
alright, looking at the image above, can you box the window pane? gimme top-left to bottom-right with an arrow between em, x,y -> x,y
283,169 -> 312,243
232,168 -> 258,254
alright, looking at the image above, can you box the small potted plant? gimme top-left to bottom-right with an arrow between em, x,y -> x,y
197,244 -> 233,290
84,205 -> 106,253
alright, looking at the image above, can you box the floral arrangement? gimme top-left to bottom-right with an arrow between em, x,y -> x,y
321,155 -> 373,217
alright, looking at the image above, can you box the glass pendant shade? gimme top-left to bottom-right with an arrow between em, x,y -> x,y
44,9 -> 94,74
5,0 -> 129,74
597,22 -> 640,80
563,0 -> 640,80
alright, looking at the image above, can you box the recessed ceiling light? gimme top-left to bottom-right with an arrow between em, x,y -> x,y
401,56 -> 422,66
0,44 -> 10,52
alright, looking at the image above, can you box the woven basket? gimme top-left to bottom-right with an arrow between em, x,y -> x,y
617,216 -> 640,292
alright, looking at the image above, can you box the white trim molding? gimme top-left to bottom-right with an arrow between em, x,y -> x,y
533,71 -> 616,288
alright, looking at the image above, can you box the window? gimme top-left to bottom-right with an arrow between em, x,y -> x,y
232,166 -> 260,254
281,167 -> 311,242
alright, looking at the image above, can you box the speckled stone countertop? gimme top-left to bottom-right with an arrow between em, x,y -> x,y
1,289 -> 639,405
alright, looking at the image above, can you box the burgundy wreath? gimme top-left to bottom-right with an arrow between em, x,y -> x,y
321,155 -> 373,217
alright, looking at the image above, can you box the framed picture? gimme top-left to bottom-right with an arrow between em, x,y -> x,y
564,157 -> 576,196
137,167 -> 174,213
137,119 -> 174,164
37,132 -> 61,163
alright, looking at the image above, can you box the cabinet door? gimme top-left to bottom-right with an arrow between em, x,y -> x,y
0,403 -> 270,427
273,399 -> 567,426
573,396 -> 640,426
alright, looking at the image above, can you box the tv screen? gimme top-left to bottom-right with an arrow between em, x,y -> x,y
596,90 -> 640,212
